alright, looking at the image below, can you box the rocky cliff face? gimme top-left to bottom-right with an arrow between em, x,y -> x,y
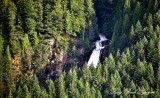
46,37 -> 87,78
45,39 -> 64,78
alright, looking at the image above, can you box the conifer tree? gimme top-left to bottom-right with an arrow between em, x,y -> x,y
35,0 -> 43,33
135,20 -> 143,40
146,0 -> 154,14
43,2 -> 53,36
84,0 -> 98,40
30,76 -> 41,98
107,53 -> 115,74
23,85 -> 31,98
157,65 -> 160,86
146,63 -> 155,87
45,79 -> 56,98
2,45 -> 12,95
134,2 -> 142,23
134,59 -> 146,82
57,74 -> 67,98
129,25 -> 135,44
52,0 -> 63,34
129,80 -> 136,91
16,86 -> 23,98
65,10 -> 74,36
0,26 -> 4,96
83,82 -> 91,98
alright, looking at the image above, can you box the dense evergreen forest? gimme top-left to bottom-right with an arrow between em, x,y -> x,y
0,0 -> 160,97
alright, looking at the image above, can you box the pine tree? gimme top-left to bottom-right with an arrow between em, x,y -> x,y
30,76 -> 41,98
23,85 -> 31,98
129,25 -> 135,44
95,89 -> 102,98
122,14 -> 130,34
157,65 -> 160,86
146,0 -> 154,14
2,45 -> 12,95
134,2 -> 142,23
82,64 -> 92,83
155,10 -> 160,25
122,87 -> 130,98
113,70 -> 122,91
77,78 -> 84,96
7,0 -> 21,55
43,2 -> 53,36
0,25 -> 4,96
35,0 -> 43,33
16,86 -> 23,98
146,63 -> 155,87
21,34 -> 33,73
154,0 -> 159,12
17,0 -> 37,33
123,0 -> 131,14
52,0 -> 63,34
105,53 -> 115,74
17,0 -> 38,46
107,74 -> 116,97
140,78 -> 150,92
135,20 -> 143,40
121,70 -> 130,87
147,39 -> 158,67
83,82 -> 91,98
57,74 -> 67,98
137,41 -> 145,60
65,10 -> 74,36
8,90 -> 13,98
66,69 -> 80,98
45,80 -> 56,98
120,53 -> 129,70
40,88 -> 49,98
155,25 -> 160,36
129,80 -> 136,91
84,0 -> 98,40
134,59 -> 146,82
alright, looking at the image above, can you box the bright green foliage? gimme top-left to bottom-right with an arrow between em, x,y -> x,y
105,53 -> 115,74
84,0 -> 98,40
123,0 -> 131,14
23,85 -> 31,98
57,74 -> 68,98
157,65 -> 160,86
66,69 -> 80,98
146,63 -> 155,86
35,0 -> 43,33
16,86 -> 23,98
45,80 -> 56,98
43,3 -> 53,36
52,0 -> 64,33
83,82 -> 91,98
135,20 -> 143,40
134,59 -> 146,82
65,11 -> 74,36
30,76 -> 42,97
21,34 -> 33,73
2,46 -> 12,93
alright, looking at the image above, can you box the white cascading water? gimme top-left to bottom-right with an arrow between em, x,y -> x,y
87,34 -> 109,68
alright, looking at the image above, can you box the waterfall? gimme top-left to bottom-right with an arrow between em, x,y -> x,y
87,34 -> 110,68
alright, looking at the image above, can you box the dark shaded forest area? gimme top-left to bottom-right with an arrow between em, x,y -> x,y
0,0 -> 160,98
